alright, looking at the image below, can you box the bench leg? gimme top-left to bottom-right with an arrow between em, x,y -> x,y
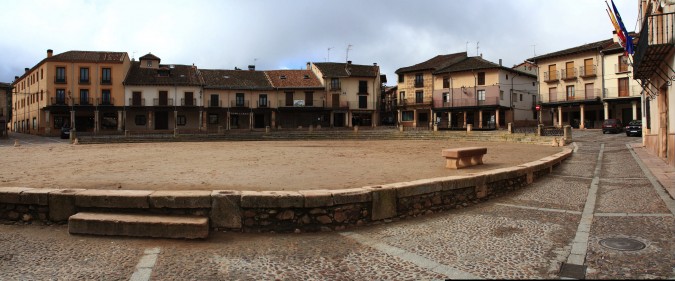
470,154 -> 484,165
446,157 -> 473,169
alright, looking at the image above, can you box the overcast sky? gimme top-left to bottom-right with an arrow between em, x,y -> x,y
1,0 -> 638,85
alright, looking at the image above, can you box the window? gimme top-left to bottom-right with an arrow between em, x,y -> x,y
564,61 -> 575,78
259,94 -> 268,107
305,92 -> 313,106
399,91 -> 405,101
285,92 -> 294,106
41,68 -> 43,80
583,58 -> 594,76
618,78 -> 629,97
56,67 -> 66,83
184,92 -> 194,106
101,68 -> 111,84
442,76 -> 450,88
177,115 -> 186,126
506,74 -> 509,80
402,111 -> 414,121
442,92 -> 450,103
415,91 -> 423,104
330,78 -> 340,90
359,95 -> 367,109
54,116 -> 66,129
235,93 -> 245,107
520,94 -> 523,101
210,94 -> 219,107
549,87 -> 557,102
414,73 -> 423,87
566,85 -> 575,101
398,74 -> 404,83
102,113 -> 117,130
146,60 -> 153,67
358,80 -> 368,94
547,64 -> 557,80
56,89 -> 66,104
79,68 -> 89,83
208,114 -> 219,124
101,90 -> 111,105
618,55 -> 629,72
477,72 -> 485,85
32,117 -> 36,129
135,115 -> 146,126
477,90 -> 485,101
79,89 -> 89,105
500,90 -> 504,100
132,92 -> 142,106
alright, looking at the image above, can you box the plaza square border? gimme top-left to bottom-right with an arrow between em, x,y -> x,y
0,147 -> 572,233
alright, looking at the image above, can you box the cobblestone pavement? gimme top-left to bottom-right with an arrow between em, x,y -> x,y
1,130 -> 674,280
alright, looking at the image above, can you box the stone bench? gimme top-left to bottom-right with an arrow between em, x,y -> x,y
441,147 -> 488,169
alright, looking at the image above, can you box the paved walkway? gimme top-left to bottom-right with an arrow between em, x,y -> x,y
1,131 -> 674,280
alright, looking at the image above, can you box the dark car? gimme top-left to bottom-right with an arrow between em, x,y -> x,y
602,118 -> 623,134
625,120 -> 642,137
60,125 -> 71,139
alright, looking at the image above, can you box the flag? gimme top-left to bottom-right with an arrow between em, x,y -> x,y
606,8 -> 626,46
610,0 -> 635,55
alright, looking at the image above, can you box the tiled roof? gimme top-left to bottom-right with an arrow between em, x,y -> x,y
312,62 -> 379,77
434,57 -> 536,78
528,39 -> 613,62
139,53 -> 161,61
123,61 -> 203,86
201,69 -> 273,90
265,70 -> 323,89
395,52 -> 467,74
48,50 -> 128,63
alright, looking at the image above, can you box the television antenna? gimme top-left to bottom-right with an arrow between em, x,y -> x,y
346,44 -> 353,62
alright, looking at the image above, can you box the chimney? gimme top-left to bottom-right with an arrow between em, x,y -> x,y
373,63 -> 377,66
499,59 -> 502,66
347,61 -> 352,65
25,68 -> 29,73
612,30 -> 619,43
480,53 -> 483,58
248,65 -> 255,71
47,49 -> 53,58
306,62 -> 311,70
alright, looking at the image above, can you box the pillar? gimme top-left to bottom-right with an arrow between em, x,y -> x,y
249,112 -> 253,131
495,108 -> 501,129
94,110 -> 100,133
580,104 -> 585,129
432,112 -> 437,127
429,109 -> 433,127
631,101 -> 637,120
226,111 -> 231,130
147,111 -> 153,129
478,110 -> 483,129
557,106 -> 563,128
70,110 -> 75,130
45,110 -> 51,135
412,109 -> 417,127
272,111 -> 276,128
347,111 -> 352,127
603,102 -> 609,120
117,111 -> 123,131
174,110 -> 178,129
463,111 -> 467,128
447,112 -> 452,128
199,110 -> 205,131
397,110 -> 402,125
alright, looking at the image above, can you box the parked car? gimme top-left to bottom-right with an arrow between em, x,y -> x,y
625,120 -> 642,137
602,118 -> 623,134
60,125 -> 71,139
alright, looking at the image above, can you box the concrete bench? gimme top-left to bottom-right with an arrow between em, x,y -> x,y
441,147 -> 488,169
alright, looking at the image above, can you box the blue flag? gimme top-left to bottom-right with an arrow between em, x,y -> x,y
611,0 -> 634,55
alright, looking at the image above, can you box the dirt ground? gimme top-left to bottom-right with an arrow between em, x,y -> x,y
0,140 -> 562,191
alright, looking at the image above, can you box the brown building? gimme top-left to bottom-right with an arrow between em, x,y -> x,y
11,49 -> 131,136
0,82 -> 11,137
265,69 -> 329,128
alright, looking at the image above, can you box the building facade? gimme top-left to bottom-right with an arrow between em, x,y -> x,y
633,0 -> 675,167
0,82 -> 11,137
432,56 -> 537,129
265,69 -> 329,128
123,54 -> 204,132
11,49 -> 130,136
310,61 -> 382,127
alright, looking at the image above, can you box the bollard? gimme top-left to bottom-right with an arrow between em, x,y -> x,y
563,125 -> 572,142
433,124 -> 438,132
173,128 -> 178,138
466,124 -> 472,134
507,123 -> 513,134
399,125 -> 404,132
536,124 -> 544,136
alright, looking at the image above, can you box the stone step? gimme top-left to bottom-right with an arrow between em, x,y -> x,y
68,212 -> 209,239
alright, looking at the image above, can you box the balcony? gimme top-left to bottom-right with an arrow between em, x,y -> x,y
257,100 -> 269,108
615,63 -> 631,74
545,89 -> 602,103
129,98 -> 146,106
603,85 -> 643,99
434,97 -> 499,108
96,97 -> 115,106
579,66 -> 597,78
231,100 -> 250,107
153,98 -> 174,106
329,82 -> 341,91
181,98 -> 197,106
330,101 -> 350,109
398,99 -> 432,107
633,12 -> 675,80
544,71 -> 559,83
278,99 -> 324,107
50,97 -> 69,106
207,99 -> 222,108
100,79 -> 112,85
414,81 -> 424,88
74,97 -> 93,106
561,68 -> 577,81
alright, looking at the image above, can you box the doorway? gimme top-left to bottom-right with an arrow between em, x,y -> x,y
155,111 -> 169,130
334,113 -> 345,127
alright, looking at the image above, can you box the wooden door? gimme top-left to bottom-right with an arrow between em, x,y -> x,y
585,83 -> 594,99
132,92 -> 141,106
159,91 -> 168,106
584,58 -> 593,76
332,94 -> 340,109
185,92 -> 193,106
618,78 -> 629,97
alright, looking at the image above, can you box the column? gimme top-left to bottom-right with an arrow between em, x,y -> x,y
412,109 -> 417,127
463,111 -> 467,128
397,110 -> 402,125
45,110 -> 51,135
226,111 -> 231,130
117,110 -> 123,131
174,110 -> 178,129
199,110 -> 204,131
478,110 -> 483,129
557,106 -> 563,128
580,104 -> 585,129
94,110 -> 100,133
429,109 -> 433,127
603,102 -> 609,120
495,108 -> 500,129
631,101 -> 637,120
249,112 -> 253,130
272,111 -> 276,128
447,112 -> 452,128
70,110 -> 75,130
147,111 -> 153,129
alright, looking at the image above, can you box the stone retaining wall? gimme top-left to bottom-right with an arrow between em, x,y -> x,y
0,148 -> 572,233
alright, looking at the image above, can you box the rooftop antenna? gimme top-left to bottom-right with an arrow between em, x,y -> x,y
531,44 -> 536,57
327,47 -> 333,62
132,51 -> 136,61
476,41 -> 480,57
346,44 -> 353,62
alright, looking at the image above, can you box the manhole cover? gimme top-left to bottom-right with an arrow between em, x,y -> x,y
599,238 -> 646,251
